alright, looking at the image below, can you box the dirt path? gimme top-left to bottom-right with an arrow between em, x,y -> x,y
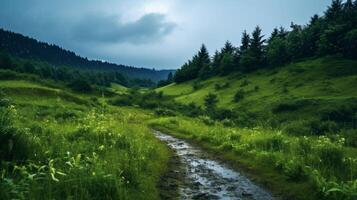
154,130 -> 274,200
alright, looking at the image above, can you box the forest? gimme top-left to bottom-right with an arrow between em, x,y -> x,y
173,0 -> 357,83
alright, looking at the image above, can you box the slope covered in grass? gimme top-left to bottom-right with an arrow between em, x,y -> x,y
157,57 -> 357,123
0,79 -> 171,200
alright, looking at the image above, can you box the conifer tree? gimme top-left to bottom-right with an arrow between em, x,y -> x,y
240,31 -> 250,53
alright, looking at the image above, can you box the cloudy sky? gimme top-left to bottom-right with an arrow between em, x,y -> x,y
0,0 -> 331,69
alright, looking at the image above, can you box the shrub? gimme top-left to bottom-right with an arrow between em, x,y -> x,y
214,83 -> 222,91
192,82 -> 202,91
253,134 -> 286,152
68,79 -> 92,92
283,120 -> 312,136
110,95 -> 133,106
272,99 -> 316,113
154,108 -> 176,116
343,129 -> 357,147
240,79 -> 250,87
212,108 -> 236,121
0,108 -> 32,161
297,137 -> 312,156
184,103 -> 203,117
199,116 -> 215,126
54,110 -> 78,120
0,90 -> 10,107
222,119 -> 235,127
321,104 -> 357,125
282,86 -> 289,94
283,159 -> 308,182
317,145 -> 344,170
229,133 -> 241,142
233,89 -> 245,102
310,120 -> 339,135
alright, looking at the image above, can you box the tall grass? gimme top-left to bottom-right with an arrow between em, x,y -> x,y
149,116 -> 357,200
0,99 -> 169,199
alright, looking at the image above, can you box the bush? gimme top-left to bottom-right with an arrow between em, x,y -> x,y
68,79 -> 92,92
310,120 -> 339,135
229,133 -> 241,142
0,108 -> 32,161
317,145 -> 344,170
321,104 -> 357,125
154,108 -> 176,116
272,99 -> 316,113
192,82 -> 202,91
240,79 -> 250,87
54,110 -> 78,120
253,134 -> 286,152
283,159 -> 308,182
211,108 -> 236,121
233,89 -> 245,102
283,120 -> 312,136
343,129 -> 357,147
110,95 -> 134,106
222,119 -> 235,127
199,116 -> 215,126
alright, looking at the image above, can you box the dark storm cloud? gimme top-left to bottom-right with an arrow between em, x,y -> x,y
72,13 -> 176,44
0,0 -> 332,69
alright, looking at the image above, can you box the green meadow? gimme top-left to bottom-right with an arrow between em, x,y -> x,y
0,79 -> 170,200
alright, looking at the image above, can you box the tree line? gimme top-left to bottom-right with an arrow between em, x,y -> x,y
0,29 -> 173,82
0,52 -> 155,91
174,0 -> 357,83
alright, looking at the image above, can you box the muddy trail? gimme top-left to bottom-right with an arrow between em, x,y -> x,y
154,130 -> 274,200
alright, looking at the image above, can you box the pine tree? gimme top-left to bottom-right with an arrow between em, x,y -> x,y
249,26 -> 265,67
240,30 -> 250,53
221,41 -> 235,55
268,28 -> 279,43
167,72 -> 173,82
198,44 -> 212,79
204,93 -> 218,111
325,0 -> 343,21
198,44 -> 211,67
211,50 -> 222,75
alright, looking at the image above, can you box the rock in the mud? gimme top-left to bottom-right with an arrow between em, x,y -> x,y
192,193 -> 219,200
242,191 -> 253,196
227,185 -> 236,191
192,181 -> 202,189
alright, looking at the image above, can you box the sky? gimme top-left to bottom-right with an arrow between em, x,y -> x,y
0,0 -> 332,70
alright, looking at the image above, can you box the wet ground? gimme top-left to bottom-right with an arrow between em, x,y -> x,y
154,130 -> 274,200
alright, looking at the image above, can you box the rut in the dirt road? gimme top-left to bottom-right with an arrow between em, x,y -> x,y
154,130 -> 274,200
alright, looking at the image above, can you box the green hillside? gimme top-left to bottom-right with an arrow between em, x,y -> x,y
0,78 -> 172,200
158,57 -> 357,126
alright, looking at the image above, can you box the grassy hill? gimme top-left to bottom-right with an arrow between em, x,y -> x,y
157,57 -> 357,128
0,78 -> 173,199
151,56 -> 357,199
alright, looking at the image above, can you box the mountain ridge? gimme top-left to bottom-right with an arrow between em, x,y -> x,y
0,28 -> 175,81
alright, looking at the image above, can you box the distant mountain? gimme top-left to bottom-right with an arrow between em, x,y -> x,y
0,28 -> 175,81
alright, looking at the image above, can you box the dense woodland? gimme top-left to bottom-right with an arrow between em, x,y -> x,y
0,29 -> 174,82
173,0 -> 357,83
0,51 -> 156,90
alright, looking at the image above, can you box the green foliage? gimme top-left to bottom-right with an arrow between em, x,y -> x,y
172,0 -> 357,83
204,93 -> 218,111
68,78 -> 92,92
174,44 -> 211,82
150,116 -> 357,200
267,37 -> 290,66
233,89 -> 245,102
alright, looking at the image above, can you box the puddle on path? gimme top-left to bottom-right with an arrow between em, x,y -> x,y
154,130 -> 274,200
